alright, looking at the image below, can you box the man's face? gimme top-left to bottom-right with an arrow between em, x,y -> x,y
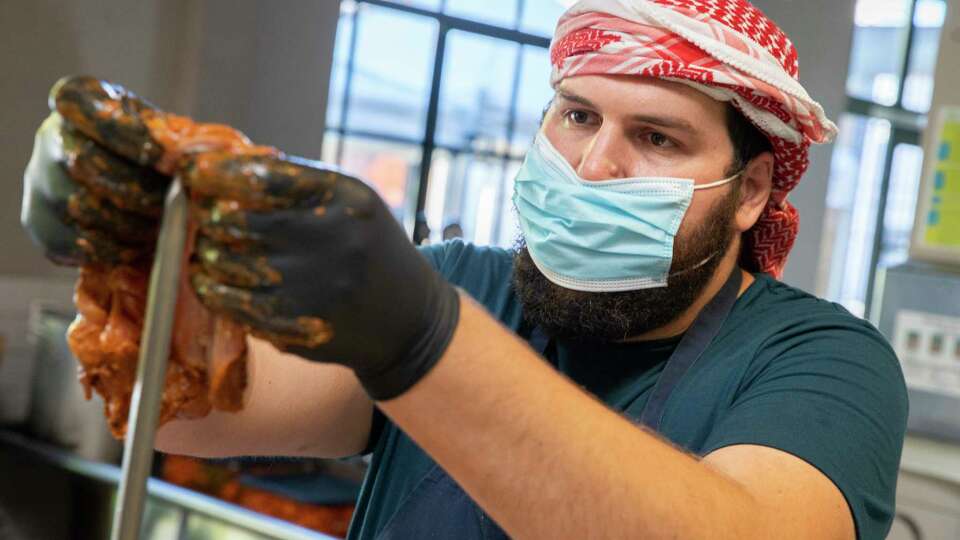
513,75 -> 742,342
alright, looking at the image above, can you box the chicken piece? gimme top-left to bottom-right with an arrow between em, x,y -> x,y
53,76 -> 275,438
68,262 -> 208,438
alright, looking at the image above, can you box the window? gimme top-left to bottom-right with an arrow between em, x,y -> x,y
445,0 -> 518,28
903,0 -> 947,112
820,0 -> 944,317
821,115 -> 892,316
845,0 -> 914,106
323,0 -> 559,243
881,143 -> 925,266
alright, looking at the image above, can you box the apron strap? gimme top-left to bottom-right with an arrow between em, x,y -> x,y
529,324 -> 552,356
635,269 -> 743,431
526,269 -> 744,431
378,270 -> 747,540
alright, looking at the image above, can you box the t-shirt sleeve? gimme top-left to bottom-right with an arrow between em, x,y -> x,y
416,239 -> 516,303
417,241 -> 452,272
363,240 -> 511,455
416,239 -> 484,282
700,313 -> 908,540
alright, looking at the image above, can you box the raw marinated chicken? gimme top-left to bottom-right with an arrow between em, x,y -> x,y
55,76 -> 276,438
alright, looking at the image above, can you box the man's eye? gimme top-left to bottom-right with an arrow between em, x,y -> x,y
565,110 -> 594,125
647,132 -> 672,148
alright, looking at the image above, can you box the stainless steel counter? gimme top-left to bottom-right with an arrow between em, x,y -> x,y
0,429 -> 339,540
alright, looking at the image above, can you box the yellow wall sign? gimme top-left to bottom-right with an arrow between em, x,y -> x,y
925,115 -> 960,247
913,107 -> 960,265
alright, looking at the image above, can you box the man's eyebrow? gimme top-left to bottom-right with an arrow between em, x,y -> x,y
557,90 -> 598,109
556,90 -> 698,133
628,113 -> 696,133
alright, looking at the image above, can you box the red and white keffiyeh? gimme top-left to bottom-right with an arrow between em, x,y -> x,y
549,0 -> 838,278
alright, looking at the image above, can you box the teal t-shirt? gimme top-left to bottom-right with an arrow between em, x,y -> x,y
347,240 -> 908,540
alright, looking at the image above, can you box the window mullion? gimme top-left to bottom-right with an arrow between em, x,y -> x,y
360,0 -> 550,47
896,0 -> 922,107
515,0 -> 526,30
412,25 -> 450,243
864,129 -> 906,316
335,6 -> 362,166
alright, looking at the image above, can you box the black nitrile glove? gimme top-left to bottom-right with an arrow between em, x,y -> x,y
22,112 -> 169,266
184,153 -> 461,401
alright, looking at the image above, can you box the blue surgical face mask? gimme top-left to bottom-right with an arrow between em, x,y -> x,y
512,132 -> 738,293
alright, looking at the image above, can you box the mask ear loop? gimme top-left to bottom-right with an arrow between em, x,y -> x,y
694,171 -> 742,191
670,170 -> 743,278
666,250 -> 722,279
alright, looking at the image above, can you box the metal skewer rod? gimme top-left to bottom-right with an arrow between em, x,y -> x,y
111,178 -> 188,540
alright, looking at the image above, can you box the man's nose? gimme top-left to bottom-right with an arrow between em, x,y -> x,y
575,127 -> 627,181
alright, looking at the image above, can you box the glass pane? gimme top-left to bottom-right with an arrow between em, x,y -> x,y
424,148 -> 454,243
496,160 -> 523,247
384,0 -> 442,10
914,0 -> 948,26
141,500 -> 183,540
468,159 -> 504,246
325,3 -> 355,130
185,512 -> 270,540
445,0 -> 518,28
346,4 -> 438,140
423,151 -> 509,246
822,114 -> 892,317
846,0 -> 913,105
435,31 -> 519,154
321,130 -> 341,165
520,0 -> 568,37
879,144 -> 924,267
903,0 -> 947,112
338,136 -> 423,224
511,45 -> 554,155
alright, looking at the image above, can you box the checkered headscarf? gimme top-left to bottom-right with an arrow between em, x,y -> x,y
550,0 -> 838,277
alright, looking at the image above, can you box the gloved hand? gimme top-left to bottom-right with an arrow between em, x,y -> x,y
183,153 -> 462,401
22,76 -> 179,266
24,75 -> 460,401
22,112 -> 169,266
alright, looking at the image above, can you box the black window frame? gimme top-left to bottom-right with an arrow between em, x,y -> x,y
840,0 -> 939,316
327,0 -> 942,308
324,0 -> 552,243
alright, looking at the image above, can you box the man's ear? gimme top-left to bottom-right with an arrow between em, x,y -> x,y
735,151 -> 774,233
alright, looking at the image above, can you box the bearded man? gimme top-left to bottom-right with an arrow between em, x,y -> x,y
23,0 -> 906,538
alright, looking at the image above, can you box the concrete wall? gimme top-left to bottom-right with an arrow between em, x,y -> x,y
0,0 -> 340,425
750,0 -> 857,293
0,0 -> 340,280
187,0 -> 336,158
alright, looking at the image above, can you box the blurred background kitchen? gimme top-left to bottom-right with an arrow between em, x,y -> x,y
2,0 -> 960,538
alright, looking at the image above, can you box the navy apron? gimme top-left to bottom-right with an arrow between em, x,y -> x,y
376,270 -> 744,540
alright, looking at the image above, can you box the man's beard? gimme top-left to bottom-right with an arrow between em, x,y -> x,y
512,186 -> 740,343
